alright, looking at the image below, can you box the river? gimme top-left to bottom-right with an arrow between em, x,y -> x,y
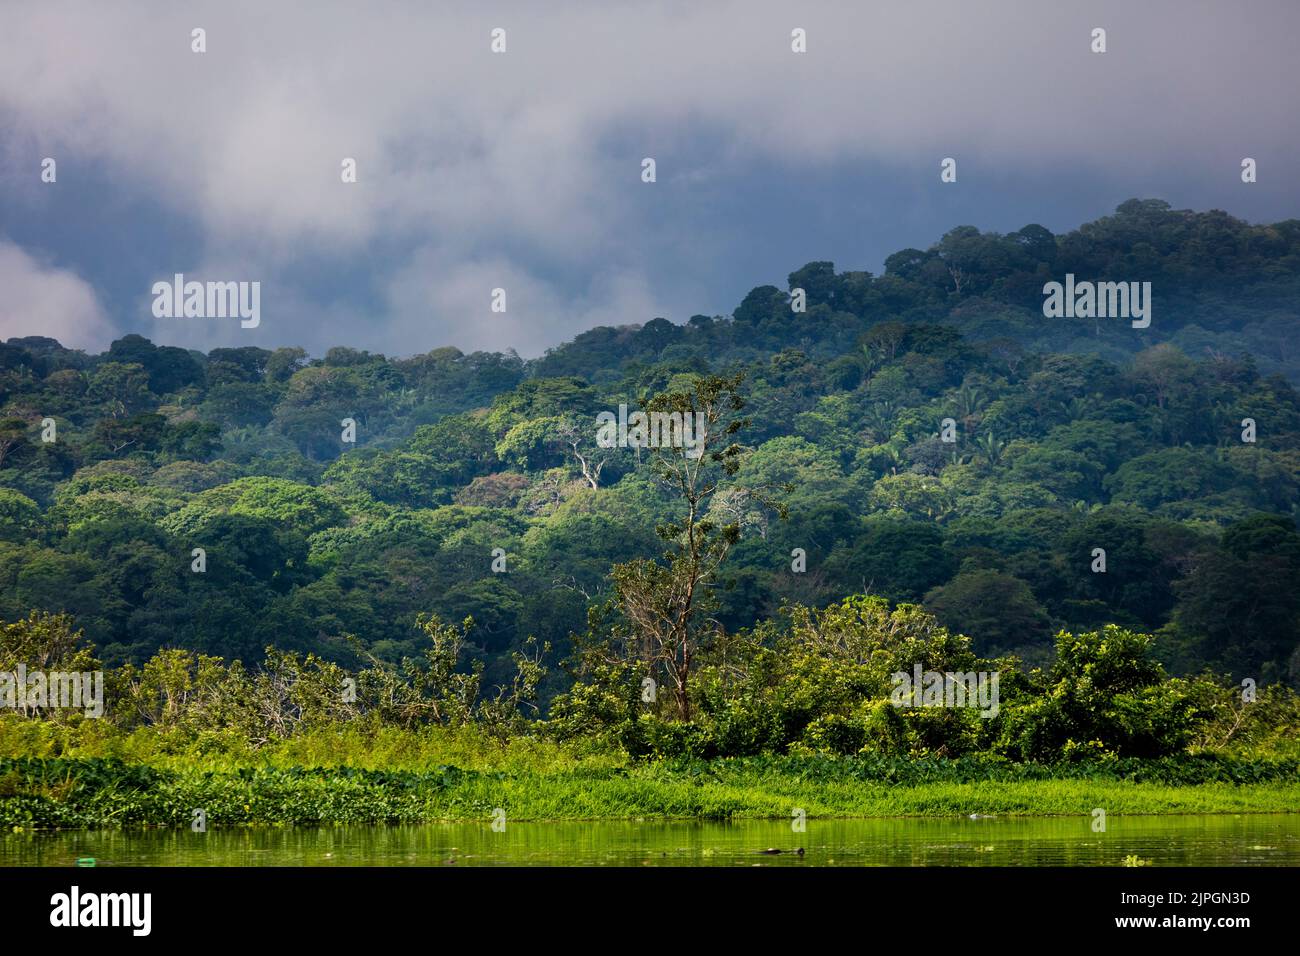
3,814 -> 1298,866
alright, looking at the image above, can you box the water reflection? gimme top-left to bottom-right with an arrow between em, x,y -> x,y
3,815 -> 1298,867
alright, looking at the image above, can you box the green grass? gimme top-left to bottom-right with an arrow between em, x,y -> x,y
5,763 -> 1298,829
2,720 -> 1298,829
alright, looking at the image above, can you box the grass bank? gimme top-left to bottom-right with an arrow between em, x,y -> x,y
2,722 -> 1297,829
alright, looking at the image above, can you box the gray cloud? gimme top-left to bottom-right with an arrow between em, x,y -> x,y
0,238 -> 114,350
1,0 -> 1296,355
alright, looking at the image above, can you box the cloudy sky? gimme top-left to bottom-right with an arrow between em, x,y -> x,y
1,0 -> 1297,358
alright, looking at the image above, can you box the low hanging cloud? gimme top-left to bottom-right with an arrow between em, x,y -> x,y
0,0 -> 1297,356
0,239 -> 114,351
382,248 -> 670,357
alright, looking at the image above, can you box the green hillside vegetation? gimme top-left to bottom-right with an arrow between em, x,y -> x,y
2,200 -> 1298,686
1,200 -> 1299,828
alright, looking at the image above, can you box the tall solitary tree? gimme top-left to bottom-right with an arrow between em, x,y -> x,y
600,374 -> 784,720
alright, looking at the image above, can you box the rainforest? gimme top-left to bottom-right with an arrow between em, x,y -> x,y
2,199 -> 1299,840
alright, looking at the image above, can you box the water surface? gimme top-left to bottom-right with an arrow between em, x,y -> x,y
4,814 -> 1299,866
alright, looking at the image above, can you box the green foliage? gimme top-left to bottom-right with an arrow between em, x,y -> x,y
0,488 -> 40,540
997,626 -> 1209,761
163,476 -> 347,538
924,569 -> 1052,656
1,199 -> 1299,756
1,748 -> 1296,829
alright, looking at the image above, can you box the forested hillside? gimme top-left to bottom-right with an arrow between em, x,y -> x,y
2,198 -> 1299,695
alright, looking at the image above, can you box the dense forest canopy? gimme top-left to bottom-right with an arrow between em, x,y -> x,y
2,198 -> 1299,702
